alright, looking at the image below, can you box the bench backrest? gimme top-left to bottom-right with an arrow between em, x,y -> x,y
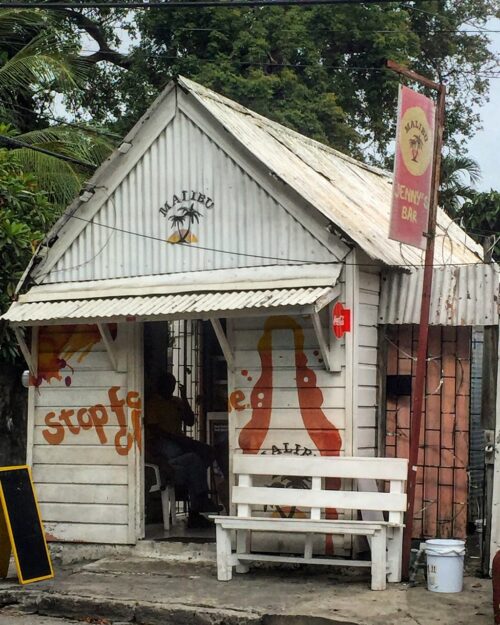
232,455 -> 408,525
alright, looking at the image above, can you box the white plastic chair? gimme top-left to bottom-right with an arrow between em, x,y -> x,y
145,463 -> 176,530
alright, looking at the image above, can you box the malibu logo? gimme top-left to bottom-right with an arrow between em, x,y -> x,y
159,190 -> 214,244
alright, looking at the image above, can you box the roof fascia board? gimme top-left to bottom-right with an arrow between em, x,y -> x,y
176,89 -> 350,262
29,83 -> 178,285
8,304 -> 319,327
19,264 -> 342,303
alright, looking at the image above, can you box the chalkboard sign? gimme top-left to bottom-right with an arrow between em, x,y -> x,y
0,466 -> 54,584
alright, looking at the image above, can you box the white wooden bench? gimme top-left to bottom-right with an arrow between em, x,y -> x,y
213,455 -> 407,590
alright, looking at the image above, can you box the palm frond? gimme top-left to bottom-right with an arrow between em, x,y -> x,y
16,127 -> 113,167
10,147 -> 86,207
0,32 -> 87,96
0,8 -> 48,37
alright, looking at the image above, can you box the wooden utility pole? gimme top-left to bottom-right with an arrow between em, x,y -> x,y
386,60 -> 446,580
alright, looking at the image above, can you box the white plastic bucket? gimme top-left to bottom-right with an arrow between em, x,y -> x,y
426,539 -> 466,593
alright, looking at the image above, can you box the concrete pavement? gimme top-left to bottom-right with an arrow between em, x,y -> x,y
0,555 -> 493,625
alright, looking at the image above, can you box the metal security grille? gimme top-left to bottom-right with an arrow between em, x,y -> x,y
469,329 -> 485,525
385,326 -> 472,539
169,320 -> 202,440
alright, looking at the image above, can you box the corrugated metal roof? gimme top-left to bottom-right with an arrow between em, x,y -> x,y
181,76 -> 483,268
379,264 -> 499,326
2,286 -> 336,326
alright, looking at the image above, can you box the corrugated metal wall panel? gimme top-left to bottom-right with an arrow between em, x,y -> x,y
379,264 -> 499,326
44,112 -> 334,284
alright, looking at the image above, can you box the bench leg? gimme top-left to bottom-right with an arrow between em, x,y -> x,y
370,527 -> 387,591
216,525 -> 233,581
304,534 -> 314,559
236,530 -> 250,574
387,526 -> 403,583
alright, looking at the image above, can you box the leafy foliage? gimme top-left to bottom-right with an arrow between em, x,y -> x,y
0,9 -> 113,207
0,149 -> 57,363
439,154 -> 482,214
78,1 -> 499,162
457,190 -> 500,260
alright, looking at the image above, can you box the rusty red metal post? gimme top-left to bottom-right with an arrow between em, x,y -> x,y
386,60 -> 446,580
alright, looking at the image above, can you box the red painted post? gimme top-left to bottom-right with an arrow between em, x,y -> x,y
493,550 -> 500,624
386,60 -> 446,580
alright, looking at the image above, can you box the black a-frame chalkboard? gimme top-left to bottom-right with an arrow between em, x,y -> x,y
0,466 -> 54,584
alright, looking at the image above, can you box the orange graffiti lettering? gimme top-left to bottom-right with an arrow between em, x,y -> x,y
229,390 -> 246,413
110,386 -> 133,456
89,404 -> 109,444
126,391 -> 142,454
41,386 -> 142,456
43,412 -> 65,445
77,408 -> 93,429
58,409 -> 79,434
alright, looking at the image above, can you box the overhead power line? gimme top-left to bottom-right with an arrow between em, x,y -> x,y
0,0 -> 425,8
61,214 -> 493,270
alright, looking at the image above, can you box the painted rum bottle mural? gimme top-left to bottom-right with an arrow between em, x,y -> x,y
233,316 -> 342,534
237,316 -> 342,457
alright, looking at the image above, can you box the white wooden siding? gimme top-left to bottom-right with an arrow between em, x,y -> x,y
228,313 -> 347,554
31,324 -> 140,545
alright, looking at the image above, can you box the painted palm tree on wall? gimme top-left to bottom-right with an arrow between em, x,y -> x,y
168,203 -> 203,243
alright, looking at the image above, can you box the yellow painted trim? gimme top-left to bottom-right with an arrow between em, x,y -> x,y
0,504 -> 11,578
0,465 -> 54,584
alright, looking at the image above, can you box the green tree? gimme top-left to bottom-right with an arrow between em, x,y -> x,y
457,190 -> 500,260
0,8 -> 114,206
0,149 -> 57,362
439,155 -> 482,214
73,1 -> 499,162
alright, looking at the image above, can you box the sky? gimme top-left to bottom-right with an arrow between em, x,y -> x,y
466,19 -> 500,191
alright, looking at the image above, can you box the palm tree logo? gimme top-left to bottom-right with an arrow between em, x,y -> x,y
409,134 -> 424,163
167,203 -> 203,244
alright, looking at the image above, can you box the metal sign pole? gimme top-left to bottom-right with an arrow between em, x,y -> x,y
387,60 -> 446,580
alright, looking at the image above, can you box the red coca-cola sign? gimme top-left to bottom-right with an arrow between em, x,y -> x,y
332,302 -> 351,339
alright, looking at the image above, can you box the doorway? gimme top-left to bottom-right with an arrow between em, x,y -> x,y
142,319 -> 228,542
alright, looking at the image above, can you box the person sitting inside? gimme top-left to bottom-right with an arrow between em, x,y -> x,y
145,372 -> 221,529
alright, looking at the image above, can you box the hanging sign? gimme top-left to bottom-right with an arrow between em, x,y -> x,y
389,85 -> 436,250
332,302 -> 351,339
0,466 -> 54,585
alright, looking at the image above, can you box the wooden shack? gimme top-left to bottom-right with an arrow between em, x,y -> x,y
2,77 -> 497,551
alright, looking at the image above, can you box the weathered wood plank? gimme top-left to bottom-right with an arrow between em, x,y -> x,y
232,486 -> 406,513
33,425 -> 126,445
233,455 -> 408,480
34,388 -> 130,407
40,502 -> 128,524
33,445 -> 129,465
229,388 -> 345,410
33,371 -> 127,389
33,464 -> 128,485
232,409 -> 346,429
232,329 -> 320,350
36,483 -> 128,505
44,522 -> 130,544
